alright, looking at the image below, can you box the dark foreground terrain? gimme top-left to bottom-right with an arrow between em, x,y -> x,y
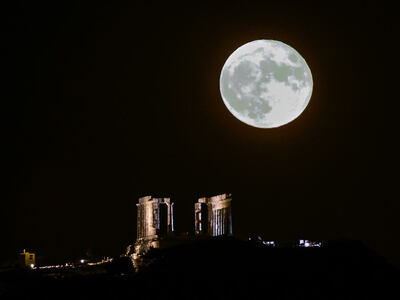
1,239 -> 398,299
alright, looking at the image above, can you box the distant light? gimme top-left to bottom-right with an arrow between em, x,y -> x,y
30,264 -> 35,269
80,259 -> 84,263
263,241 -> 275,246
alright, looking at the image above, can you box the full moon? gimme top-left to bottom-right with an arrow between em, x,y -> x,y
219,39 -> 313,128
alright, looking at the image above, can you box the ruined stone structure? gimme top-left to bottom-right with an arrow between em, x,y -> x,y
130,194 -> 232,261
195,193 -> 232,237
134,196 -> 174,255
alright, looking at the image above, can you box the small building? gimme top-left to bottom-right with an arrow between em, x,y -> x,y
20,249 -> 35,267
298,239 -> 322,248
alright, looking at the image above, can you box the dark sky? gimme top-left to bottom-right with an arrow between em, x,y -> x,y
3,1 -> 399,266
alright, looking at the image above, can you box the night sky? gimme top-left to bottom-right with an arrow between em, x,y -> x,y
3,1 -> 400,266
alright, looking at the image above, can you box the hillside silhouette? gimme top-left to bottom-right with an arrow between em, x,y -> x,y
1,238 -> 398,299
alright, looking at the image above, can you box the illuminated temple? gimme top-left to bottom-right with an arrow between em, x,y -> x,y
195,193 -> 233,237
134,196 -> 174,255
131,193 -> 232,258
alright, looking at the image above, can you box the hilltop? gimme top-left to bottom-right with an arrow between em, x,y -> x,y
0,238 -> 398,299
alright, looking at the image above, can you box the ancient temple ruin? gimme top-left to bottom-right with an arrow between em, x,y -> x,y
195,193 -> 233,237
130,194 -> 232,260
134,196 -> 174,255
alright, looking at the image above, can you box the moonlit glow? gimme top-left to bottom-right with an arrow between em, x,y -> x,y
219,39 -> 313,128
